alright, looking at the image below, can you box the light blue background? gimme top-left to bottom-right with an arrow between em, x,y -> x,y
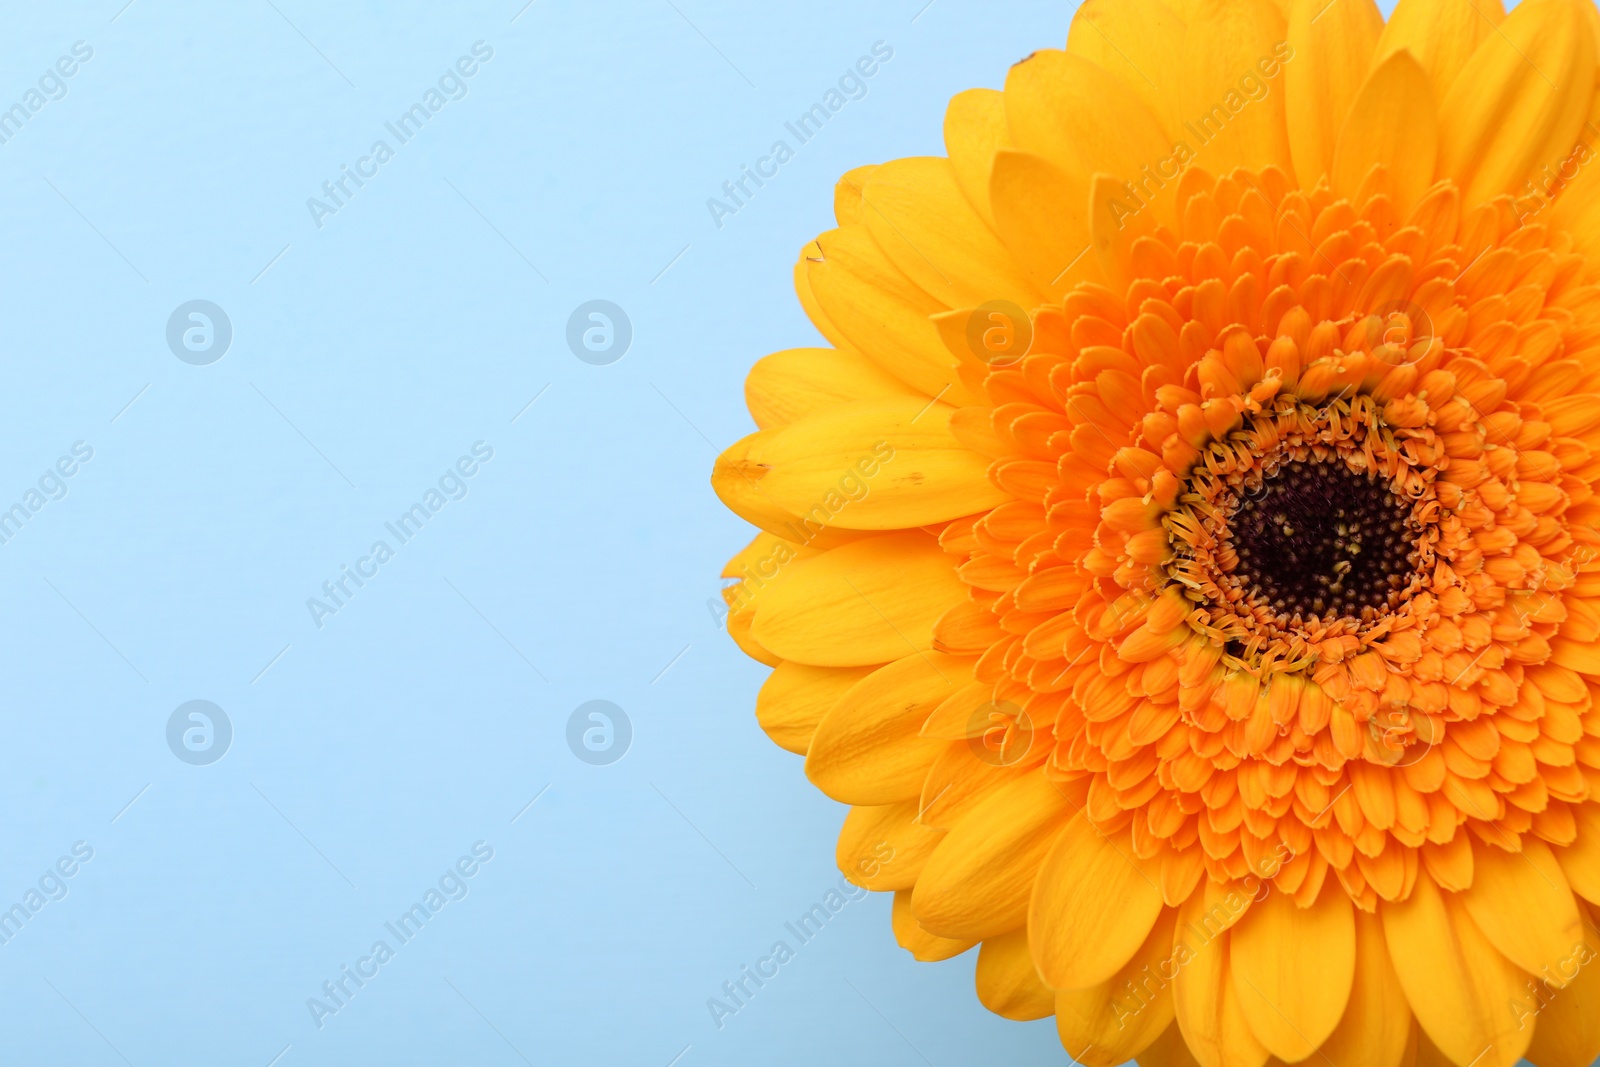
0,1 -> 1085,1064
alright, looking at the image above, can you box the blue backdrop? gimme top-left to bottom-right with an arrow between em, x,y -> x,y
0,1 -> 1400,1065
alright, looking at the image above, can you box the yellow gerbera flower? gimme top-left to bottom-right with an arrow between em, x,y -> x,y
712,0 -> 1600,1064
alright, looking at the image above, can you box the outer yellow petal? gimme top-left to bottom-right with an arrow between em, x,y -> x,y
858,157 -> 1045,310
1003,50 -> 1176,226
988,148 -> 1098,297
975,929 -> 1055,1021
1380,872 -> 1533,1067
745,347 -> 921,430
1067,0 -> 1190,141
1135,1023 -> 1207,1067
1229,880 -> 1356,1061
832,164 -> 877,228
749,530 -> 965,666
1171,890 -> 1270,1067
1554,801 -> 1600,905
1316,910 -> 1412,1067
916,738 -> 1034,831
805,651 -> 971,804
755,661 -> 874,754
726,607 -> 781,667
1413,1026 -> 1454,1067
722,529 -> 824,579
836,799 -> 944,892
1545,90 -> 1600,251
1459,838 -> 1585,981
753,399 -> 1009,530
1331,49 -> 1438,215
1054,907 -> 1181,1067
1436,0 -> 1597,207
891,888 -> 975,961
1285,0 -> 1382,185
1372,0 -> 1505,105
912,772 -> 1073,940
1030,808 -> 1166,989
943,88 -> 1008,229
1091,171 -> 1160,292
1177,0 -> 1293,180
793,247 -> 851,351
711,430 -> 858,550
1523,919 -> 1600,1067
803,227 -> 977,402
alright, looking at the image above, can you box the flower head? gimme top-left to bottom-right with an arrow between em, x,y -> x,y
715,1 -> 1600,1064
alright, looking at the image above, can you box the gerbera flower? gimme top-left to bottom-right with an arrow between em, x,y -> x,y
712,0 -> 1600,1063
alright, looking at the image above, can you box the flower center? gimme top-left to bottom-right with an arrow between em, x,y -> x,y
1162,393 -> 1443,656
1229,458 -> 1418,622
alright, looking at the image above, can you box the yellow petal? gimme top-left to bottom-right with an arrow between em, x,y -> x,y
1285,0 -> 1383,185
749,530 -> 966,667
1054,907 -> 1181,1067
1523,919 -> 1600,1067
1315,910 -> 1412,1067
1091,171 -> 1161,292
943,88 -> 1008,229
745,346 -> 921,430
1555,802 -> 1600,905
1436,0 -> 1597,207
1458,837 -> 1585,980
891,888 -> 975,961
912,772 -> 1073,940
1380,872 -> 1533,1067
1229,879 -> 1356,1060
803,227 -> 977,402
836,799 -> 944,892
806,651 -> 972,804
916,739 -> 1035,831
712,430 -> 858,551
726,607 -> 781,667
988,148 -> 1098,297
1003,50 -> 1176,226
1413,1026 -> 1454,1067
1544,91 -> 1600,251
1171,889 -> 1271,1067
1372,0 -> 1505,105
1332,50 -> 1438,215
722,529 -> 824,582
755,661 -> 874,755
832,164 -> 876,228
1135,1023 -> 1208,1067
793,247 -> 850,351
1067,0 -> 1190,141
858,156 -> 1044,310
753,400 -> 1009,530
975,929 -> 1055,1021
1030,808 -> 1166,989
1177,0 -> 1293,179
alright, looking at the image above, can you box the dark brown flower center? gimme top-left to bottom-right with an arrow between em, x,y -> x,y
1229,459 -> 1418,622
